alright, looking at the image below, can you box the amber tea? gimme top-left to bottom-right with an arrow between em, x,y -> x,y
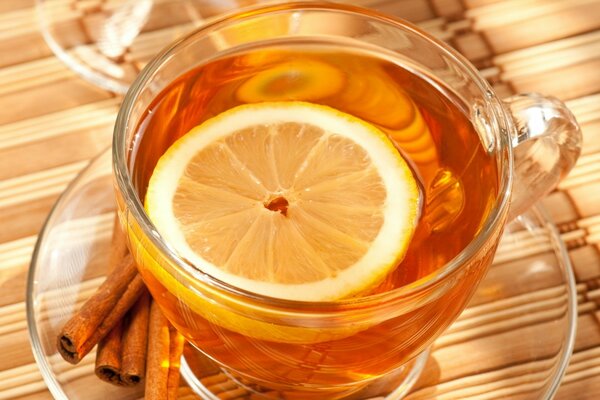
130,42 -> 499,396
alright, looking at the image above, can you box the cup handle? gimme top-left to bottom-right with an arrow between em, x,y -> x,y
504,93 -> 582,220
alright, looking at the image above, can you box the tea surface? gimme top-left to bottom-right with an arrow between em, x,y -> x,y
132,44 -> 498,293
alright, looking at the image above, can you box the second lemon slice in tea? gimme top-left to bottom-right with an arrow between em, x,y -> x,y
145,101 -> 421,301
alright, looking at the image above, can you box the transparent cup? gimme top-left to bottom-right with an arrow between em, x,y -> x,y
113,3 -> 581,399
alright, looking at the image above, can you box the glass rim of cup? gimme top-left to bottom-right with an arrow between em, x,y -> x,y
113,1 -> 513,310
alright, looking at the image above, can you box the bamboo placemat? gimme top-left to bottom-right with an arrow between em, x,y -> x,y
1,0 -> 600,399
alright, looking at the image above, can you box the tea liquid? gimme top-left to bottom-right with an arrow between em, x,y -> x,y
132,44 -> 498,289
130,42 -> 499,392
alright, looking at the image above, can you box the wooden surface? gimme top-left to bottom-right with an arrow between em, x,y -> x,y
1,0 -> 600,399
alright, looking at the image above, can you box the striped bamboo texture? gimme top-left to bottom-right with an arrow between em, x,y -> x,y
1,0 -> 600,398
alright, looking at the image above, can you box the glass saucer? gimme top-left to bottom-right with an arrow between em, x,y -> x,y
27,149 -> 576,399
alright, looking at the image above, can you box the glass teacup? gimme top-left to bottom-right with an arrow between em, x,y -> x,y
113,3 -> 581,399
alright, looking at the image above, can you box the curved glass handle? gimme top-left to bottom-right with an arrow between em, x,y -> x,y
505,93 -> 582,220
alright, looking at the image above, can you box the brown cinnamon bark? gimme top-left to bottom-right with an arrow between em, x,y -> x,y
59,216 -> 185,396
167,326 -> 185,399
146,300 -> 170,399
121,290 -> 151,385
108,214 -> 129,268
57,254 -> 145,364
95,289 -> 151,385
95,319 -> 124,384
95,218 -> 130,383
145,300 -> 185,399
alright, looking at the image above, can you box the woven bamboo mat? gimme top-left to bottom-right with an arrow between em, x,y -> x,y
1,0 -> 600,399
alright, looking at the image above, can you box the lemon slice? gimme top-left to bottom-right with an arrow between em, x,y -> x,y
145,101 -> 420,302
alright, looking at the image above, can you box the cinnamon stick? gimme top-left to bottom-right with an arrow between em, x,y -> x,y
167,325 -> 185,399
95,320 -> 124,384
108,214 -> 128,268
57,254 -> 145,364
146,301 -> 185,399
121,290 -> 151,385
95,217 -> 130,383
95,289 -> 151,385
59,215 -> 186,396
95,218 -> 151,385
146,301 -> 170,400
